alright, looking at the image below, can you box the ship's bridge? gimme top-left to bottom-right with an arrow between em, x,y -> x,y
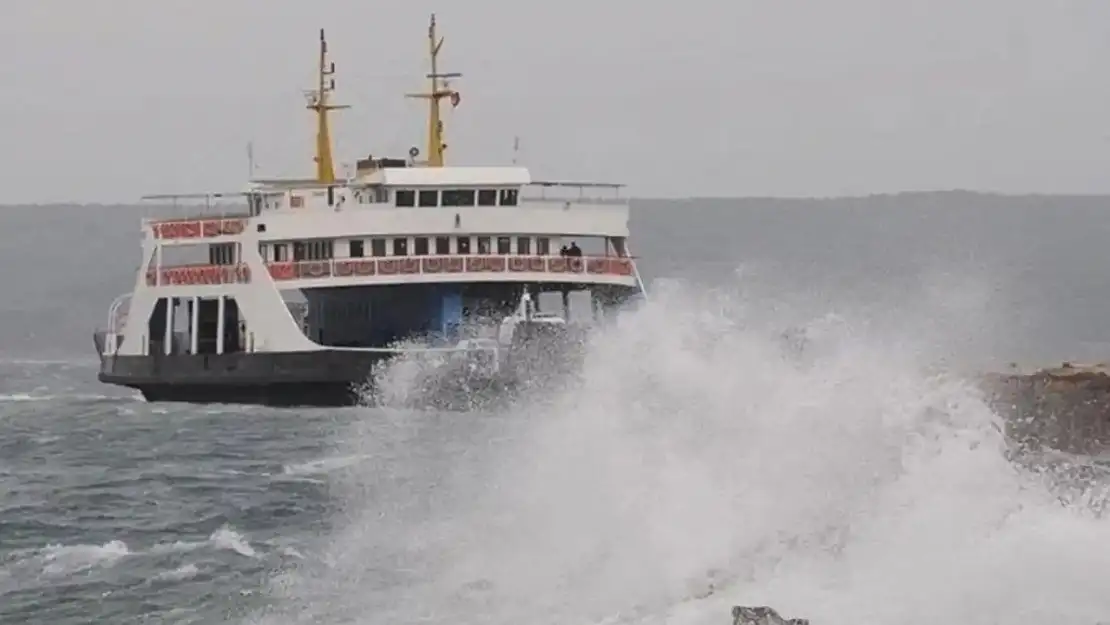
237,164 -> 630,245
244,164 -> 622,208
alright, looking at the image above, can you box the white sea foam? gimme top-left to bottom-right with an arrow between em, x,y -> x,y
0,524 -> 260,593
153,563 -> 201,583
248,275 -> 1110,625
280,455 -> 374,478
38,539 -> 131,577
151,525 -> 258,559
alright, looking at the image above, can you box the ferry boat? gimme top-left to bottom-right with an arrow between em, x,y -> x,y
93,16 -> 647,407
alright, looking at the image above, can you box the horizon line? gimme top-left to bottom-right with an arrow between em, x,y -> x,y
4,188 -> 1110,208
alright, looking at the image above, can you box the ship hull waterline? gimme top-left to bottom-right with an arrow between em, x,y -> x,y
97,350 -> 391,407
95,346 -> 559,409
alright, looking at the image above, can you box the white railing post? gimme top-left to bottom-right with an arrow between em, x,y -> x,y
216,296 -> 226,354
163,297 -> 173,354
190,296 -> 200,354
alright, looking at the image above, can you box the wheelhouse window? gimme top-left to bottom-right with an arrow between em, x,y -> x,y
418,190 -> 438,207
414,237 -> 429,256
516,236 -> 531,255
371,238 -> 387,257
457,236 -> 471,254
497,236 -> 511,255
499,188 -> 519,206
356,187 -> 384,204
392,238 -> 408,256
477,189 -> 497,206
477,236 -> 491,254
442,189 -> 476,206
349,240 -> 364,258
435,236 -> 450,254
537,237 -> 551,255
395,190 -> 416,207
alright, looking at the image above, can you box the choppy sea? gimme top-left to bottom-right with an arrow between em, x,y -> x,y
4,194 -> 1110,624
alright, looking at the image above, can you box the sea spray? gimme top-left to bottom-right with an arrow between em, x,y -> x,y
248,277 -> 1110,625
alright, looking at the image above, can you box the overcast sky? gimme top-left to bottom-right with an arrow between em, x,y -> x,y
4,0 -> 1110,203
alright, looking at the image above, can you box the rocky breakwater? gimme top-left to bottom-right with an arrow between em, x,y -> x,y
981,362 -> 1110,454
731,606 -> 809,625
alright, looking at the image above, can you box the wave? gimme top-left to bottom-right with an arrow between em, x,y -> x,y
0,392 -> 135,403
246,274 -> 1110,625
279,455 -> 374,479
1,525 -> 258,592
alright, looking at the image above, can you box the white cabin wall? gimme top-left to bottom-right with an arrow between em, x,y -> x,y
234,235 -> 321,352
118,243 -> 159,355
255,203 -> 629,242
118,233 -> 316,354
335,239 -> 357,259
159,243 -> 207,266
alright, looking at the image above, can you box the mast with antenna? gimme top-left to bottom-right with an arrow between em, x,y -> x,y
305,29 -> 350,183
405,14 -> 462,167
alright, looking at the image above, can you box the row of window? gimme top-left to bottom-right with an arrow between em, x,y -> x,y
293,240 -> 334,261
394,188 -> 519,208
254,186 -> 524,213
266,235 -> 554,262
352,235 -> 550,258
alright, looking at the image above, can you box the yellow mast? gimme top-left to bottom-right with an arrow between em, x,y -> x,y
405,14 -> 462,167
306,28 -> 349,183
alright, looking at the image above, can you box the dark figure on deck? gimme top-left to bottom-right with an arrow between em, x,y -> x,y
567,241 -> 582,257
559,245 -> 569,256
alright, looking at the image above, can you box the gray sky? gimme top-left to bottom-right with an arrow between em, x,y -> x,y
4,0 -> 1110,203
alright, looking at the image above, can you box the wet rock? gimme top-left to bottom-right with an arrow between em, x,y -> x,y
981,362 -> 1110,454
731,606 -> 810,625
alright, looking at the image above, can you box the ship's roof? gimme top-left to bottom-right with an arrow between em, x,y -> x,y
233,166 -> 626,195
247,177 -> 326,189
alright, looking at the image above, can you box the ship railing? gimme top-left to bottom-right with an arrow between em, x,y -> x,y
143,263 -> 252,287
261,253 -> 639,283
328,344 -> 499,354
143,255 -> 640,287
139,192 -> 253,225
522,181 -> 627,205
97,293 -> 132,355
145,217 -> 251,242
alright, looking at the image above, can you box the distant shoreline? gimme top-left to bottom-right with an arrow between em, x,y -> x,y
6,189 -> 1110,209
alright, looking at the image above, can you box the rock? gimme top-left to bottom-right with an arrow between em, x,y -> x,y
731,606 -> 810,625
980,363 -> 1110,454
